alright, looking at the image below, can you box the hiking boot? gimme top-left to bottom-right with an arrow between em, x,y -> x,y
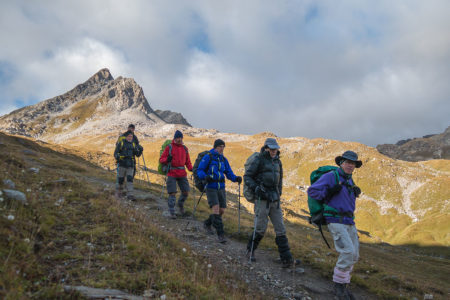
281,257 -> 294,268
246,249 -> 256,262
218,234 -> 227,244
177,205 -> 185,216
334,283 -> 350,300
203,223 -> 214,235
169,211 -> 177,219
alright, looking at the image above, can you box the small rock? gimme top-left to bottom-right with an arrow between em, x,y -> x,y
144,289 -> 158,297
295,267 -> 305,274
160,295 -> 166,300
3,189 -> 27,204
424,294 -> 433,300
182,248 -> 187,252
314,258 -> 325,263
55,197 -> 64,206
24,238 -> 30,243
292,292 -> 303,299
64,246 -> 72,250
7,215 -> 15,221
3,179 -> 15,189
29,167 -> 40,174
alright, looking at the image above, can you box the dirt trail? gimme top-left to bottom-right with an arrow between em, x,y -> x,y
90,176 -> 376,300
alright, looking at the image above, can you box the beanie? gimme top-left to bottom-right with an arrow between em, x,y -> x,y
174,130 -> 183,139
213,139 -> 225,149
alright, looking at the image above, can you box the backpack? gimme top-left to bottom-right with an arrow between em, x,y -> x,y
243,152 -> 262,203
307,165 -> 340,248
192,151 -> 212,191
158,140 -> 173,175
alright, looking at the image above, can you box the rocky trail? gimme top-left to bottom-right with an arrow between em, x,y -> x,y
86,175 -> 377,300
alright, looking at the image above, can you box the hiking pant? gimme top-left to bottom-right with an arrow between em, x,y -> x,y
117,166 -> 134,196
254,200 -> 286,236
206,188 -> 227,208
328,223 -> 359,283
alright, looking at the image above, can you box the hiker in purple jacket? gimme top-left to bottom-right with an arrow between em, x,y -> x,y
307,151 -> 362,300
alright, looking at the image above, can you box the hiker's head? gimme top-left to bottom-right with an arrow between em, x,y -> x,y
128,124 -> 135,132
174,130 -> 183,144
213,139 -> 225,154
125,131 -> 133,142
264,138 -> 280,158
335,150 -> 362,174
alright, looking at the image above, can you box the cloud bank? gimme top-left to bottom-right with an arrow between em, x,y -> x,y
0,0 -> 449,145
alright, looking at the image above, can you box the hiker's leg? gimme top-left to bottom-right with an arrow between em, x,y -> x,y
348,225 -> 359,266
218,189 -> 226,216
115,163 -> 120,189
254,200 -> 269,236
125,167 -> 134,195
328,223 -> 354,284
269,202 -> 287,236
166,177 -> 178,215
116,166 -> 126,196
269,202 -> 293,265
177,177 -> 190,208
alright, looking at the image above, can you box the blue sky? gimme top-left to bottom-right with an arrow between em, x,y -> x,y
0,0 -> 449,146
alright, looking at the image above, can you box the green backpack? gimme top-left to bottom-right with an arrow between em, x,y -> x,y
307,165 -> 340,248
157,139 -> 172,175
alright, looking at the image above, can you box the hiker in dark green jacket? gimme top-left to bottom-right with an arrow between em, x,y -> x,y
244,138 -> 294,268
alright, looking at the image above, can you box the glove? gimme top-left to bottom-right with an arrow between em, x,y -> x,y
327,184 -> 342,197
235,176 -> 242,184
166,155 -> 172,163
206,176 -> 215,183
353,186 -> 361,198
114,154 -> 120,161
255,185 -> 266,198
137,145 -> 143,152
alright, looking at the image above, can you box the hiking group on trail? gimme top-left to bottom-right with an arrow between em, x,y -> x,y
113,126 -> 363,300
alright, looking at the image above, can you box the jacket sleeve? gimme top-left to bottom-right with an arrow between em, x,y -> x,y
307,172 -> 334,201
243,154 -> 260,191
159,146 -> 170,164
197,154 -> 210,180
278,161 -> 283,196
113,142 -> 121,159
134,135 -> 140,145
224,157 -> 237,182
185,147 -> 193,171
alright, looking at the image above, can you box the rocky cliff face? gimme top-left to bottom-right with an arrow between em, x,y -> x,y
154,109 -> 192,126
0,68 -> 191,141
376,127 -> 450,161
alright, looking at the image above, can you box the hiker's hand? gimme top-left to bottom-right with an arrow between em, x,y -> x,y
255,185 -> 266,198
114,154 -> 120,161
137,145 -> 143,152
327,184 -> 342,197
166,155 -> 172,163
353,186 -> 361,197
206,176 -> 215,183
235,176 -> 242,184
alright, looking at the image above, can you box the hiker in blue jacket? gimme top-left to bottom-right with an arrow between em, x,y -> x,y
307,150 -> 362,300
197,139 -> 242,243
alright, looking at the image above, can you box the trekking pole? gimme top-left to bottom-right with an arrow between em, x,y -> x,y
185,185 -> 206,229
141,153 -> 151,187
159,173 -> 167,199
238,183 -> 241,234
249,196 -> 260,264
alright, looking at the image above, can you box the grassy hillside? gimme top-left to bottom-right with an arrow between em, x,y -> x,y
0,133 -> 252,299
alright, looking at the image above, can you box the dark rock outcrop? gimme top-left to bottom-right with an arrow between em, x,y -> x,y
154,109 -> 191,126
377,126 -> 450,161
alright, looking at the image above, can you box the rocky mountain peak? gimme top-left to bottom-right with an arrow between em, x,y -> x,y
0,69 -> 191,139
85,68 -> 114,85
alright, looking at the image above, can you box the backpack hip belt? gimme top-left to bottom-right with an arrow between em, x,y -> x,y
323,210 -> 354,223
171,166 -> 185,170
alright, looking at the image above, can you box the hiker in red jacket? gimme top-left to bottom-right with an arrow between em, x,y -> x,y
159,130 -> 193,218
